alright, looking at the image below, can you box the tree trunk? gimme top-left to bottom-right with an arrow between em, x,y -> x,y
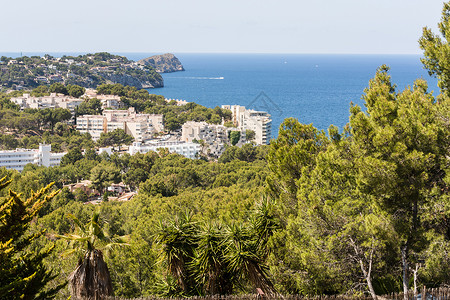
351,237 -> 377,300
413,263 -> 421,297
401,245 -> 409,300
366,274 -> 378,300
358,256 -> 377,300
69,249 -> 114,300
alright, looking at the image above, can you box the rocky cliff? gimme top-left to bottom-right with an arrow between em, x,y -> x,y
99,73 -> 164,89
138,53 -> 185,73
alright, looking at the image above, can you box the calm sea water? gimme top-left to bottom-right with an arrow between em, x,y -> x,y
5,52 -> 439,137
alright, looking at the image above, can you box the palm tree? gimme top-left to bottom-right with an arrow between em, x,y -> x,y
57,211 -> 127,300
154,211 -> 199,296
224,223 -> 276,295
156,201 -> 279,296
191,222 -> 234,295
250,196 -> 280,259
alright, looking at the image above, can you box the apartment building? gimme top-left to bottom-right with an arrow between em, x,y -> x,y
10,93 -> 83,114
181,121 -> 229,144
76,115 -> 106,140
128,141 -> 200,159
83,89 -> 124,109
181,121 -> 230,156
221,105 -> 272,145
0,144 -> 66,172
76,107 -> 164,141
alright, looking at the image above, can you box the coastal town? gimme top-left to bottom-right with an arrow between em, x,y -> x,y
0,52 -> 185,90
0,87 -> 272,172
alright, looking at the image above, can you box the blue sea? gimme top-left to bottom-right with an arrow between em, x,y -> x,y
4,52 -> 439,137
143,53 -> 438,137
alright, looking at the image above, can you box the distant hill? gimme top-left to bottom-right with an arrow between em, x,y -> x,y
138,53 -> 185,73
0,52 -> 163,90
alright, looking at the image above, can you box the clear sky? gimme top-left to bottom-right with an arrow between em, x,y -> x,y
1,0 -> 445,54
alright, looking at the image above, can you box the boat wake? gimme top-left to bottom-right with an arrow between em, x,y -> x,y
170,76 -> 224,80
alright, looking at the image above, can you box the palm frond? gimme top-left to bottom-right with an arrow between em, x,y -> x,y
66,213 -> 86,233
60,248 -> 76,258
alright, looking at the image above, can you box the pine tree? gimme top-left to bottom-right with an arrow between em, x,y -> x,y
266,67 -> 450,297
0,176 -> 64,299
419,1 -> 450,98
349,67 -> 449,299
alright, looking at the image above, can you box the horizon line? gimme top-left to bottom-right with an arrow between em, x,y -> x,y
0,51 -> 425,56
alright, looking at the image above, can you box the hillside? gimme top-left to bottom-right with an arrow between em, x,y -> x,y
137,53 -> 185,73
0,52 -> 163,90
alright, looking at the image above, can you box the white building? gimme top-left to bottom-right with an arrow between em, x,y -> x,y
221,105 -> 272,145
182,121 -> 229,144
10,93 -> 83,114
165,98 -> 189,106
100,96 -> 123,110
76,115 -> 105,140
181,121 -> 230,157
129,141 -> 200,159
0,144 -> 66,172
83,89 -> 124,109
76,107 -> 164,141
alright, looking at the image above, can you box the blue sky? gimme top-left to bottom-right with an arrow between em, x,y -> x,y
1,0 -> 444,54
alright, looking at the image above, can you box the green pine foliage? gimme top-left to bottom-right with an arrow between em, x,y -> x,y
97,128 -> 134,147
420,2 -> 450,98
0,177 -> 65,299
265,66 -> 450,298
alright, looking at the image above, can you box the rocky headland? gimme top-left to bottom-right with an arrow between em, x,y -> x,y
138,53 -> 185,73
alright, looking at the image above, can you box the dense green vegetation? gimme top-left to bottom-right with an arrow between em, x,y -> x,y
97,129 -> 134,147
0,177 -> 64,299
0,102 -> 95,152
229,131 -> 241,146
0,143 -> 269,299
75,98 -> 102,116
266,67 -> 450,298
154,199 -> 277,297
56,211 -> 127,299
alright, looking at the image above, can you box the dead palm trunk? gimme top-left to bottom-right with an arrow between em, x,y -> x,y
69,249 -> 114,300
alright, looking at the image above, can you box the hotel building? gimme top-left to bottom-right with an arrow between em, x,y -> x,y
128,141 -> 200,159
221,105 -> 272,145
76,107 -> 164,141
0,144 -> 66,172
10,93 -> 83,114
